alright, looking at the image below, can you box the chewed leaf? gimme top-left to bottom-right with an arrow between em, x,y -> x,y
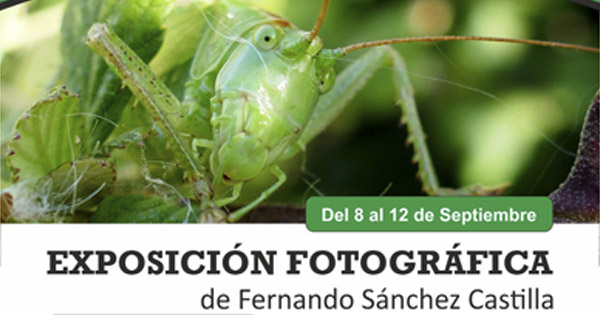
49,158 -> 116,210
61,0 -> 171,151
7,86 -> 85,183
2,158 -> 116,223
90,195 -> 197,223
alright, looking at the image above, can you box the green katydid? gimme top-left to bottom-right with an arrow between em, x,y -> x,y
84,0 -> 599,223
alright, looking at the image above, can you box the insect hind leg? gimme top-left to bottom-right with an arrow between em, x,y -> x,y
87,23 -> 207,180
298,46 -> 505,196
386,47 -> 507,196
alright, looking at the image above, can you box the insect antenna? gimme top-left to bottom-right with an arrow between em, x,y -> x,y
340,36 -> 600,54
308,0 -> 330,42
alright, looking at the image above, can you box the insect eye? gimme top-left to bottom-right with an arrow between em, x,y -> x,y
319,68 -> 336,94
253,25 -> 282,50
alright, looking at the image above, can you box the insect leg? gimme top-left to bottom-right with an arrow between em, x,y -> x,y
384,47 -> 506,196
192,139 -> 215,150
227,165 -> 287,223
214,183 -> 243,207
86,23 -> 208,181
298,46 -> 504,196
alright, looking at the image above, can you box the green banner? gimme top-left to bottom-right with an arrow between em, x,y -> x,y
306,197 -> 553,232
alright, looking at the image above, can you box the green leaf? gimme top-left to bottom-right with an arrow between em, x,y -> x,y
7,86 -> 85,183
60,0 -> 171,152
150,1 -> 205,84
48,158 -> 116,210
2,158 -> 116,223
90,195 -> 197,223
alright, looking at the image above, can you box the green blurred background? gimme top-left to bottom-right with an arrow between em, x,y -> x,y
1,0 -> 598,207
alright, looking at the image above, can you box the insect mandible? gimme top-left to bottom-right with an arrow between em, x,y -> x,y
85,0 -> 600,223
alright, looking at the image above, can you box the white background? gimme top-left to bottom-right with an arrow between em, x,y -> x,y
0,224 -> 599,314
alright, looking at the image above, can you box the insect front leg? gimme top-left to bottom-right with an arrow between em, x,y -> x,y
214,183 -> 243,208
227,166 -> 287,223
86,23 -> 212,195
298,46 -> 505,196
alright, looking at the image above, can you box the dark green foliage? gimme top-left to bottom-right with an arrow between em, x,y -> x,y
90,195 -> 197,223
